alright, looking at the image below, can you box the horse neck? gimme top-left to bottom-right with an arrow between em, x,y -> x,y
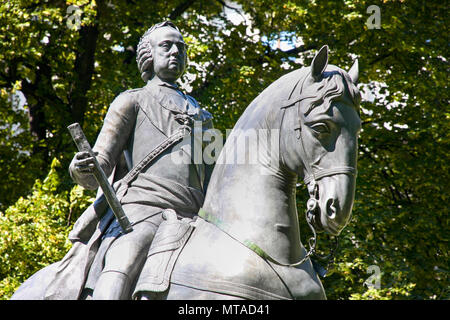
202,118 -> 305,264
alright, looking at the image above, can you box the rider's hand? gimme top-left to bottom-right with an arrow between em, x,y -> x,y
70,151 -> 98,176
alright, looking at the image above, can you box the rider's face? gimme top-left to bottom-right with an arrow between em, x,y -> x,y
150,26 -> 187,83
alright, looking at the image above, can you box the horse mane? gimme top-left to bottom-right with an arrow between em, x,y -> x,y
297,65 -> 361,117
233,64 -> 361,132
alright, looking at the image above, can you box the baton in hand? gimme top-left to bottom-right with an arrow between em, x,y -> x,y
68,123 -> 133,234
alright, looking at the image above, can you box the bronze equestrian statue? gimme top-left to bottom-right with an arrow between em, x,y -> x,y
12,21 -> 361,299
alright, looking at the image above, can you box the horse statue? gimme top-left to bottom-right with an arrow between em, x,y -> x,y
12,45 -> 361,300
133,45 -> 361,300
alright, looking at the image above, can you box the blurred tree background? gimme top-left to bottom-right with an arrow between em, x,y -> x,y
0,0 -> 447,299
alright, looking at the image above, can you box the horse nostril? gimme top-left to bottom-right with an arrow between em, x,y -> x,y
326,198 -> 337,219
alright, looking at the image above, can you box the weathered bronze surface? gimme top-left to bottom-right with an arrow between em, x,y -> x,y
12,24 -> 361,299
12,21 -> 213,300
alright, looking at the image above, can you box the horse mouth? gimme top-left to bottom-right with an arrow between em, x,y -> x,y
324,218 -> 341,236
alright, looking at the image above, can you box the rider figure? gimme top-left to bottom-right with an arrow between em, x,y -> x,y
69,21 -> 213,299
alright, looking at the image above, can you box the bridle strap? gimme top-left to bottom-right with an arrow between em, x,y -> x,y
288,99 -> 357,186
284,97 -> 356,273
303,166 -> 357,185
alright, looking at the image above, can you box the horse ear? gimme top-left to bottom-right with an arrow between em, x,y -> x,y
348,59 -> 359,83
311,45 -> 328,81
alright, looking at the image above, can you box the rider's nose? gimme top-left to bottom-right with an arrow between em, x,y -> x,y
169,44 -> 179,56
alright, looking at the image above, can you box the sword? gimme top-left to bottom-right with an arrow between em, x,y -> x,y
67,123 -> 133,234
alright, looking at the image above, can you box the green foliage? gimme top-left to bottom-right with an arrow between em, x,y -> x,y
0,0 -> 447,300
0,158 -> 93,299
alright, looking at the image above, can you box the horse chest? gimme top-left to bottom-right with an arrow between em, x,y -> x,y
171,218 -> 326,300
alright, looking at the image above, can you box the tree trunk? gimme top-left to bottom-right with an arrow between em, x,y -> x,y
70,22 -> 101,125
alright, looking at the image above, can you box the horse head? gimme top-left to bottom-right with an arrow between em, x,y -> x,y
282,45 -> 361,236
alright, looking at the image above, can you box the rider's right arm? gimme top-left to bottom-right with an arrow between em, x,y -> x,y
69,92 -> 138,190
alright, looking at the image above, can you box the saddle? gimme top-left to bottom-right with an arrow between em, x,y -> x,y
132,214 -> 294,300
132,209 -> 195,297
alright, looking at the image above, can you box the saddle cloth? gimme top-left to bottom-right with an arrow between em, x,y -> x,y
132,209 -> 195,297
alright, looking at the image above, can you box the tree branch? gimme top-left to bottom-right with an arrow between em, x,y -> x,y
369,51 -> 393,65
283,43 -> 319,56
216,0 -> 247,24
169,0 -> 196,20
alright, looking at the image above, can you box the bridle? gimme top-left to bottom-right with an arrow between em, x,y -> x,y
278,80 -> 357,274
297,118 -> 356,275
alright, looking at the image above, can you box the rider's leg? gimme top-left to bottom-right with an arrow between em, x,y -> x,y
92,219 -> 159,300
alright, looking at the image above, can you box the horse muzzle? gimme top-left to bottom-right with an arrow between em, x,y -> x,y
307,172 -> 356,236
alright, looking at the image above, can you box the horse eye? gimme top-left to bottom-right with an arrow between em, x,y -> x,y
311,123 -> 330,134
